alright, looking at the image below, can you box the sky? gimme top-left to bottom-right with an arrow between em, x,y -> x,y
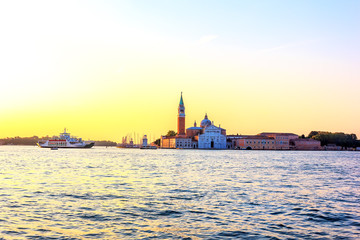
0,0 -> 359,142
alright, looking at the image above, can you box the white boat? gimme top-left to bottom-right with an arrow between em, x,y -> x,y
37,128 -> 95,149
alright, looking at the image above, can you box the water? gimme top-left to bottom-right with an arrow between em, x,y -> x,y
0,146 -> 359,239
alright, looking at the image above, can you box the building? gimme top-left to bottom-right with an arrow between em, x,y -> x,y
259,132 -> 298,150
160,93 -> 193,149
289,138 -> 322,150
227,135 -> 275,150
161,136 -> 193,149
226,134 -> 244,149
186,121 -> 202,138
160,93 -> 227,149
161,136 -> 175,148
177,93 -> 186,136
198,124 -> 227,149
324,144 -> 342,151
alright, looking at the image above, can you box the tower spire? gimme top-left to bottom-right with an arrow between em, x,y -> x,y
177,92 -> 186,135
179,91 -> 184,105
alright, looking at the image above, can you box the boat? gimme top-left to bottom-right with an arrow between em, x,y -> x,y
117,144 -> 140,148
140,145 -> 157,149
116,136 -> 140,148
37,128 -> 95,149
117,135 -> 157,149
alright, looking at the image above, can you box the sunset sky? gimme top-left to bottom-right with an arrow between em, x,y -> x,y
1,0 -> 359,142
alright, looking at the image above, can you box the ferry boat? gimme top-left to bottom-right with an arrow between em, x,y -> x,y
37,129 -> 95,149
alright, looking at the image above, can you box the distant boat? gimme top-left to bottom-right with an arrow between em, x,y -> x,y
37,128 -> 95,149
140,145 -> 157,149
116,136 -> 140,148
51,147 -> 58,150
117,144 -> 140,148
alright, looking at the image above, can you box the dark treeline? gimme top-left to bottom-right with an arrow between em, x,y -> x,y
94,140 -> 117,146
0,136 -> 51,145
0,136 -> 117,146
308,131 -> 360,148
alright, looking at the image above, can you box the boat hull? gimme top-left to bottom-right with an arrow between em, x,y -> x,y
140,146 -> 157,149
37,142 -> 95,149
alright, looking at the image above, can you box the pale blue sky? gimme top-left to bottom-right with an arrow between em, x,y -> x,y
108,0 -> 360,50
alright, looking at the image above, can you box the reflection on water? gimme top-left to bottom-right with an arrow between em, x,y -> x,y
0,146 -> 359,239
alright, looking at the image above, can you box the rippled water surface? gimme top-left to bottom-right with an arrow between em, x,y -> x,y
0,146 -> 359,239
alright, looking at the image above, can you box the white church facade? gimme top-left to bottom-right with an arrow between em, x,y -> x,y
198,125 -> 227,149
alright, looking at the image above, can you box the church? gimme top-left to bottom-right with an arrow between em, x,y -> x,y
160,93 -> 227,149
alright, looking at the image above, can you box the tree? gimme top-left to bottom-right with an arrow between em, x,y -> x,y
308,131 -> 319,138
154,139 -> 161,146
309,131 -> 359,148
166,130 -> 177,137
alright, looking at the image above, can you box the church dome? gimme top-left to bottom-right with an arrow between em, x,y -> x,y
200,113 -> 212,128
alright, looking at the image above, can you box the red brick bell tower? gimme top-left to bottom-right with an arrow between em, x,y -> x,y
177,92 -> 186,136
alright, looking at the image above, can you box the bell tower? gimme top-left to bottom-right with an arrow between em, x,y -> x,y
177,92 -> 186,136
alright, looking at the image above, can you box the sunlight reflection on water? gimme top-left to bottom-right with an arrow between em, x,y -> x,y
0,146 -> 359,239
